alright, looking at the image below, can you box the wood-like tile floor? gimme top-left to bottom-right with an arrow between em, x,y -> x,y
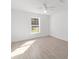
11,36 -> 68,59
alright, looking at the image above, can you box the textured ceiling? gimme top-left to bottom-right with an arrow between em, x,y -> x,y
11,0 -> 67,15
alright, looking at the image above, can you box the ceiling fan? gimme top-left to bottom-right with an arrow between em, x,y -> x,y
39,3 -> 55,13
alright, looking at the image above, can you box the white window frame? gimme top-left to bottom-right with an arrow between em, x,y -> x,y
31,17 -> 40,34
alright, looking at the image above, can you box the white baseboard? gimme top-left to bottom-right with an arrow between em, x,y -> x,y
49,34 -> 68,42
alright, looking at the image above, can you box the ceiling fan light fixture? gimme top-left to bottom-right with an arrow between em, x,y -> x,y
44,10 -> 47,13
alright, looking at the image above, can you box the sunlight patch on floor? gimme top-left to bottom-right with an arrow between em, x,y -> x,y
12,40 -> 36,57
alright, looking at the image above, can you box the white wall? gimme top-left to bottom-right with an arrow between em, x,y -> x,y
11,9 -> 49,42
12,9 -> 68,42
49,10 -> 68,41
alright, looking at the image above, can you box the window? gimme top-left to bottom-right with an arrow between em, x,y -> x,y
31,17 -> 40,33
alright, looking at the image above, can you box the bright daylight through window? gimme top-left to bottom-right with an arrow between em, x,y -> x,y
31,17 -> 40,33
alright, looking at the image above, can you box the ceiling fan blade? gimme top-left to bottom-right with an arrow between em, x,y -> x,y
43,3 -> 48,9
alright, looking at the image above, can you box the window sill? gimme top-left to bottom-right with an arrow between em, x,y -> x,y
31,32 -> 40,34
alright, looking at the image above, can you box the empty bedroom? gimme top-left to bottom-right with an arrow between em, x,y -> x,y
11,0 -> 68,59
